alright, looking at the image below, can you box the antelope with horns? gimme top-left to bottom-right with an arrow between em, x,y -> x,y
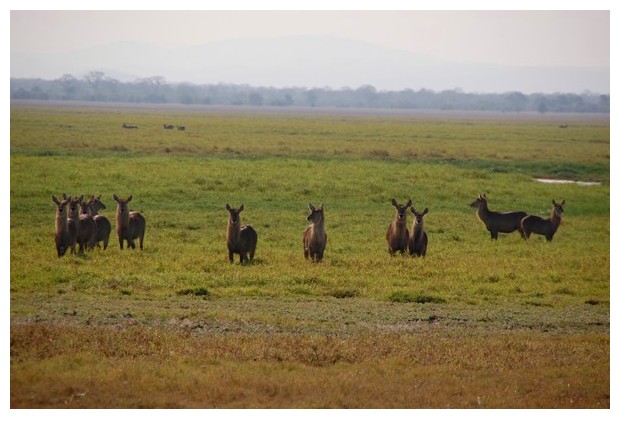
113,194 -> 146,250
469,194 -> 527,240
386,198 -> 412,255
225,203 -> 258,264
52,195 -> 76,257
303,203 -> 327,262
408,207 -> 429,257
68,195 -> 97,254
521,199 -> 565,242
82,195 -> 112,250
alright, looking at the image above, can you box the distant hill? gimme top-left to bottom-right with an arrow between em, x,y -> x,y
10,35 -> 610,94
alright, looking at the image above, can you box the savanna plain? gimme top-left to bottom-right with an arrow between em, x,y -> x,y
10,103 -> 610,408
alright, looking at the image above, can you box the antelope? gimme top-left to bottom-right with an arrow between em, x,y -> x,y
83,195 -> 112,250
303,203 -> 327,262
177,125 -> 186,131
469,194 -> 527,240
52,195 -> 76,257
408,207 -> 428,257
225,203 -> 258,264
122,123 -> 138,129
386,198 -> 412,255
521,200 -> 565,242
67,195 -> 97,254
163,124 -> 174,129
113,194 -> 146,250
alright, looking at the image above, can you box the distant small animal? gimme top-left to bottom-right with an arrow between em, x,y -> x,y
559,124 -> 569,128
303,203 -> 327,262
521,199 -> 565,242
386,198 -> 412,255
113,194 -> 146,250
177,125 -> 186,131
122,123 -> 138,129
470,194 -> 527,240
163,124 -> 174,129
82,195 -> 112,250
52,194 -> 76,257
408,207 -> 428,257
225,203 -> 258,264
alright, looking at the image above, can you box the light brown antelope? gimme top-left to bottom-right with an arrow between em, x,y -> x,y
52,195 -> 76,257
469,194 -> 527,240
303,203 -> 327,262
408,207 -> 428,257
113,194 -> 146,250
225,203 -> 258,264
83,195 -> 112,250
521,200 -> 565,242
68,195 -> 97,254
386,198 -> 412,255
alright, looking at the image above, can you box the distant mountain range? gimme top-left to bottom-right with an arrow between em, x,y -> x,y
11,35 -> 610,94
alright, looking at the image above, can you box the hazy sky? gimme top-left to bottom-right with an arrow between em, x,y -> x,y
11,10 -> 609,68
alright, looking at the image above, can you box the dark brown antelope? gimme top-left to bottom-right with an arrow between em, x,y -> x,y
177,125 -> 186,131
521,199 -> 565,242
469,194 -> 527,240
408,207 -> 428,257
163,124 -> 174,129
386,198 -> 412,255
113,194 -> 146,250
52,195 -> 76,257
225,203 -> 258,264
303,203 -> 327,262
83,195 -> 112,250
68,195 -> 97,254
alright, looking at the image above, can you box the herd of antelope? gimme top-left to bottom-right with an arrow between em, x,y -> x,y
52,193 -> 565,262
52,194 -> 145,257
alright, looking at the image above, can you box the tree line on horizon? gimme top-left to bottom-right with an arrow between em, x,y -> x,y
10,72 -> 610,114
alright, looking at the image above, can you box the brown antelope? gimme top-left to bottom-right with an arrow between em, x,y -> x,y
521,200 -> 565,242
469,194 -> 527,240
303,203 -> 327,262
122,123 -> 138,129
225,203 -> 258,264
52,195 -> 76,257
163,123 -> 174,129
68,195 -> 97,254
386,198 -> 412,255
408,207 -> 428,257
83,195 -> 112,250
177,125 -> 186,131
113,194 -> 146,250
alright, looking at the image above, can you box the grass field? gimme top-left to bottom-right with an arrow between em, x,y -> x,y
9,103 -> 610,409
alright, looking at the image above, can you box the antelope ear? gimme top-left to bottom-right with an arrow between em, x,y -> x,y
406,199 -> 412,207
308,203 -> 316,211
410,206 -> 416,214
225,204 -> 231,211
52,195 -> 60,205
113,194 -> 120,202
552,199 -> 556,205
127,195 -> 133,202
319,203 -> 323,210
391,198 -> 398,207
423,208 -> 429,215
239,204 -> 244,212
561,200 -> 565,205
77,195 -> 84,202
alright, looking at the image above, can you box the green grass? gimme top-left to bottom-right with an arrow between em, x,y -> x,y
10,104 -> 610,408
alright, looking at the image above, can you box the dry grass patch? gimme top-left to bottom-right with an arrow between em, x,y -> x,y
11,324 -> 609,408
